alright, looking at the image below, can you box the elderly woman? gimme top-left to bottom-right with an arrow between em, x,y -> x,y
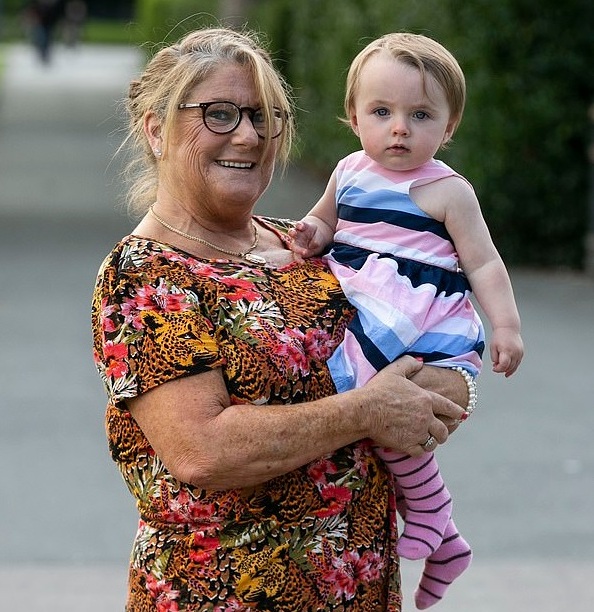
92,27 -> 469,611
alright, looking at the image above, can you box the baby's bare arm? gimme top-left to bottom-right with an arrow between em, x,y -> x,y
438,177 -> 524,375
289,217 -> 333,258
288,172 -> 338,259
413,177 -> 523,375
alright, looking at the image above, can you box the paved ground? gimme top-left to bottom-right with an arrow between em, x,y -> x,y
1,42 -> 593,611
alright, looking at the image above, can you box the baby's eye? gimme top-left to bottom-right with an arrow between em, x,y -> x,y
412,110 -> 429,120
373,108 -> 390,118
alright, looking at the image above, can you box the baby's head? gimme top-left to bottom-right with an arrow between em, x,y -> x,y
344,32 -> 466,139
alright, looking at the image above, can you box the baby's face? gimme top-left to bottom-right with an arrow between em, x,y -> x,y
350,53 -> 456,172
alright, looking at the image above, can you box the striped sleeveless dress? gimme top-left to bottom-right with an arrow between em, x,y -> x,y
326,151 -> 485,393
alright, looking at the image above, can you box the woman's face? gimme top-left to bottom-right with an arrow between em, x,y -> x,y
160,63 -> 278,222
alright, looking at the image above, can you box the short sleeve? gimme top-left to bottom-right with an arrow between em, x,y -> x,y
91,239 -> 225,407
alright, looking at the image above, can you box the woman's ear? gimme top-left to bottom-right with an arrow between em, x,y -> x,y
144,111 -> 163,158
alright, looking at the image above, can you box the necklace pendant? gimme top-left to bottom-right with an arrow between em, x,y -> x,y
244,253 -> 266,265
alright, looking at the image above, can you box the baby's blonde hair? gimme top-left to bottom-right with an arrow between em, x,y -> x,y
344,32 -> 466,133
122,27 -> 294,216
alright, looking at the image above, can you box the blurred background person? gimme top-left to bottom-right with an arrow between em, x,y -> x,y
22,0 -> 64,64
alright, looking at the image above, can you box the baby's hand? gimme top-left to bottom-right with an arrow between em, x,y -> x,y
288,220 -> 324,260
490,327 -> 524,377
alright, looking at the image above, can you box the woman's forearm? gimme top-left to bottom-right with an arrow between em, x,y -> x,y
185,393 -> 371,489
183,365 -> 465,489
130,358 -> 465,490
129,369 -> 374,490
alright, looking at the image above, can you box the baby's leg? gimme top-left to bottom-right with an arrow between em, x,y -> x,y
377,447 -> 451,559
414,519 -> 472,609
394,489 -> 472,608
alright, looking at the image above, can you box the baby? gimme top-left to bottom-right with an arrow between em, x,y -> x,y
290,32 -> 523,609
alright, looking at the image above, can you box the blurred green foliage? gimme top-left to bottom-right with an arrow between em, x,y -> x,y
83,19 -> 144,45
438,1 -> 594,268
135,0 -> 219,49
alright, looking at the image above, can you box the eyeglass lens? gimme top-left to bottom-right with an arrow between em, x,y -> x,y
203,102 -> 284,138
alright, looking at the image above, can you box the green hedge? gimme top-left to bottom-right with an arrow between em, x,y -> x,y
445,0 -> 593,268
134,0 -> 219,50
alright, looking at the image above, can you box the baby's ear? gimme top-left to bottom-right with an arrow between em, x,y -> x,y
442,116 -> 459,145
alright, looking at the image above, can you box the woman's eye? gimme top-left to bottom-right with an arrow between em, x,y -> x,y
208,110 -> 233,122
252,109 -> 266,126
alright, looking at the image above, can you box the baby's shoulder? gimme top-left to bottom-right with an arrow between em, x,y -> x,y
411,175 -> 477,222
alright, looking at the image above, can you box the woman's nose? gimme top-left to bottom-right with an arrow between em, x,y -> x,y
232,111 -> 260,144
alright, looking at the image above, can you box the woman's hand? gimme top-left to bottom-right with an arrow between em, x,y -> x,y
408,362 -> 470,434
358,356 -> 467,457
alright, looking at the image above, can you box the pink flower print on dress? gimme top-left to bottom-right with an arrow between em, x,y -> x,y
103,341 -> 129,379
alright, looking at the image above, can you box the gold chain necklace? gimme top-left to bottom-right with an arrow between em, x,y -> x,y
149,204 -> 266,264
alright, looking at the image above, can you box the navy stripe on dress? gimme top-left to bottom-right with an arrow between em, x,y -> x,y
349,312 -> 392,373
337,199 -> 453,242
330,243 -> 472,297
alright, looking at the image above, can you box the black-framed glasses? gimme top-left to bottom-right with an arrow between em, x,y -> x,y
178,101 -> 285,139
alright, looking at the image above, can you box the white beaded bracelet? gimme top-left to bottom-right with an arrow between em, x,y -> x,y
450,366 -> 478,416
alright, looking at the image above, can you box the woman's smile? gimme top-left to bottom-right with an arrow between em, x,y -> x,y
216,160 -> 256,169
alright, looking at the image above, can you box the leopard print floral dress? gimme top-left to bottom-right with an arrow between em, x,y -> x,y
92,217 -> 402,611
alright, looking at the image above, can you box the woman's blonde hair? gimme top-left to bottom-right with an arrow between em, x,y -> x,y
122,27 -> 294,216
344,32 -> 466,134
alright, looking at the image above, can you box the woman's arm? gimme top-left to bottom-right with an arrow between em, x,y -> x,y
127,356 -> 466,490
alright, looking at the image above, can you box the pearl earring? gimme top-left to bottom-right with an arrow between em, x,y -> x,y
154,149 -> 162,158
